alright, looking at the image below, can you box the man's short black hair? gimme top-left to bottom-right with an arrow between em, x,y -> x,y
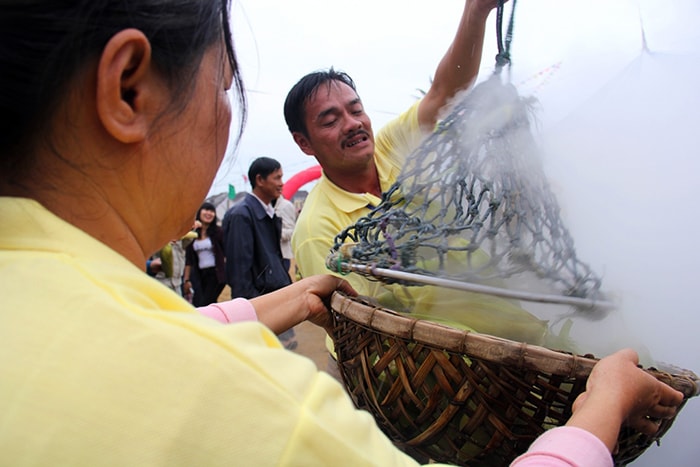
248,156 -> 281,189
283,67 -> 357,137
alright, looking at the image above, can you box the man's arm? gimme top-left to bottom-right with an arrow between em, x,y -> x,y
418,0 -> 499,131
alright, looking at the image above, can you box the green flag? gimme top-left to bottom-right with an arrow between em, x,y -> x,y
228,184 -> 236,200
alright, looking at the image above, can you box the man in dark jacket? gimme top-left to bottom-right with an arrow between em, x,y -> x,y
223,157 -> 297,348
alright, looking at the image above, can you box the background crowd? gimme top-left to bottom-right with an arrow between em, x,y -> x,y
148,157 -> 299,346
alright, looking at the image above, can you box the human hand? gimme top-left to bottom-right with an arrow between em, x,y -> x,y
249,275 -> 357,335
566,348 -> 685,454
296,275 -> 357,332
574,349 -> 683,435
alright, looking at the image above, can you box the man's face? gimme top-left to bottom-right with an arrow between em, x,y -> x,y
257,168 -> 284,203
292,81 -> 374,175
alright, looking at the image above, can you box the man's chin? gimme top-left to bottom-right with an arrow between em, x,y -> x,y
339,153 -> 375,170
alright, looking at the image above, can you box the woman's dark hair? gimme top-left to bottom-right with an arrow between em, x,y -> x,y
283,67 -> 357,137
196,202 -> 220,239
248,156 -> 281,189
0,0 -> 246,184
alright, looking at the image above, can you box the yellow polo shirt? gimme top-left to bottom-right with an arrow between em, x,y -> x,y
0,197 -> 429,466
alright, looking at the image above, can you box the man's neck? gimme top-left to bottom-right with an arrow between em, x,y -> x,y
252,188 -> 272,205
324,164 -> 382,197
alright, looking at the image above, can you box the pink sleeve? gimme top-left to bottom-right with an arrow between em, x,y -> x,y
510,426 -> 613,467
197,298 -> 258,324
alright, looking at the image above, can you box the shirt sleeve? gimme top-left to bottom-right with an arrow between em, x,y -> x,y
510,426 -> 613,467
198,298 -> 258,324
373,99 -> 425,175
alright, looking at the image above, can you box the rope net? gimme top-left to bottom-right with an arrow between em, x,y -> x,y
328,72 -> 609,325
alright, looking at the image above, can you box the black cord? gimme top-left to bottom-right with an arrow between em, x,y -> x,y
495,0 -> 517,70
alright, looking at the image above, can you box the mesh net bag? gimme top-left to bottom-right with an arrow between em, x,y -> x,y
328,72 -> 609,317
325,4 -> 699,462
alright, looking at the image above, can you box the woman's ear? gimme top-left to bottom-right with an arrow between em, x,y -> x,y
96,29 -> 157,143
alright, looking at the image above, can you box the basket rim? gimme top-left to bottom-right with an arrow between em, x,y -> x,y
331,291 -> 700,396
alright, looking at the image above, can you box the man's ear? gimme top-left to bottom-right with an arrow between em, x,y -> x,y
96,29 -> 156,144
292,132 -> 316,156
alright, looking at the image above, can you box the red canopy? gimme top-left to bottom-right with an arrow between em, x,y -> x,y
283,165 -> 322,199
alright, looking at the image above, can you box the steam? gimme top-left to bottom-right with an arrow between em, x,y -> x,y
539,50 -> 700,465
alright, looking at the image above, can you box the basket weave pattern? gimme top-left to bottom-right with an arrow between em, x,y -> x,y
330,293 -> 697,466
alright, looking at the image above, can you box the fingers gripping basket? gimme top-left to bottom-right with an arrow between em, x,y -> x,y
330,292 -> 698,466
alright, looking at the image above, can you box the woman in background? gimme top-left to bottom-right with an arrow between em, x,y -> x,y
184,202 -> 226,306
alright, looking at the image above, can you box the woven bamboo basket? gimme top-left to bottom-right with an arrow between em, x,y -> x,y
330,292 -> 699,466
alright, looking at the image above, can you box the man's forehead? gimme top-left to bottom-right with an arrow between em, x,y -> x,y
307,80 -> 360,110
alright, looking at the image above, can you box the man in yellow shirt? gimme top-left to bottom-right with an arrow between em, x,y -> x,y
286,1 -> 549,362
287,0 -> 497,287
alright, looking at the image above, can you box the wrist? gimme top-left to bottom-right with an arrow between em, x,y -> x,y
467,0 -> 495,22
